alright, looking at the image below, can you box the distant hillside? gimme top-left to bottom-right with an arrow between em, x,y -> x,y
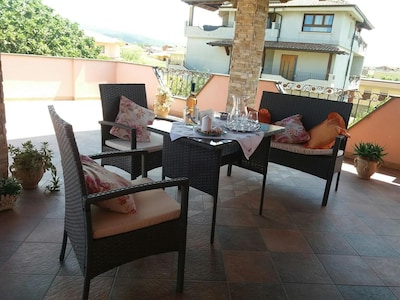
84,26 -> 183,46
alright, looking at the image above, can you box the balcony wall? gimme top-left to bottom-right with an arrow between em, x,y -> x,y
1,52 -> 399,170
185,25 -> 234,39
345,97 -> 400,171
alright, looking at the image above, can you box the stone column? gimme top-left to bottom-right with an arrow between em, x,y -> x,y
227,0 -> 269,111
0,53 -> 8,178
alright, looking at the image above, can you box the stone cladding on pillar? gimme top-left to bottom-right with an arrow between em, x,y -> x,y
227,0 -> 269,111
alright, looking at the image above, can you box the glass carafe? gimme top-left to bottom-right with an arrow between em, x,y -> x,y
227,95 -> 249,130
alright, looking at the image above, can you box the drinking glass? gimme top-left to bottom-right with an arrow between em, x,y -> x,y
247,110 -> 259,131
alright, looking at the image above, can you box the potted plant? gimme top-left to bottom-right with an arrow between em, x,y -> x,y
8,141 -> 60,191
0,176 -> 22,211
153,85 -> 174,117
353,141 -> 387,179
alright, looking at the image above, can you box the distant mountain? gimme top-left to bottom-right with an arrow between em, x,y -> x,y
83,26 -> 184,46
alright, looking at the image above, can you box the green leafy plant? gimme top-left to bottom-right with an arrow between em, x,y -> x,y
353,142 -> 387,163
0,177 -> 22,196
0,0 -> 101,58
8,141 -> 60,192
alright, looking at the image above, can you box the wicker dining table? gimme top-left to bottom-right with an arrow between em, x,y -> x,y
149,118 -> 284,243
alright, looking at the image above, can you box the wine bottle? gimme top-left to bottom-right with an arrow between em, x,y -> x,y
186,82 -> 197,113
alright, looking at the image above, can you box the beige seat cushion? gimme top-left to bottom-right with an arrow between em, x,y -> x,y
271,141 -> 344,156
105,131 -> 163,152
91,178 -> 181,239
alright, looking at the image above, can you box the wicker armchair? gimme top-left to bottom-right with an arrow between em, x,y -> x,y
48,105 -> 189,300
99,83 -> 163,179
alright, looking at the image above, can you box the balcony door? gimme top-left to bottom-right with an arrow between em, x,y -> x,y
280,55 -> 297,81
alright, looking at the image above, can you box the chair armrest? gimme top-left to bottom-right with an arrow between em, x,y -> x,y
89,150 -> 148,177
99,120 -> 133,131
86,177 -> 190,213
332,135 -> 348,157
89,150 -> 147,160
99,120 -> 137,149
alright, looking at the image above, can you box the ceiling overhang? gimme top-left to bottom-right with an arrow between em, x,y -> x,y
207,39 -> 348,55
180,0 -> 233,11
180,0 -> 292,11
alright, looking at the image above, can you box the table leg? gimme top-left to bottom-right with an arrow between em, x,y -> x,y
162,136 -> 222,243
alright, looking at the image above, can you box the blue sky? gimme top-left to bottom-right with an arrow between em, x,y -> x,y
41,0 -> 397,67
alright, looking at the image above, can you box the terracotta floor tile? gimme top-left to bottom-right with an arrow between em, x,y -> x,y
363,257 -> 400,286
222,250 -> 279,283
303,231 -> 357,255
318,254 -> 384,286
336,285 -> 397,300
260,228 -> 313,253
2,126 -> 400,299
284,283 -> 343,300
271,253 -> 332,284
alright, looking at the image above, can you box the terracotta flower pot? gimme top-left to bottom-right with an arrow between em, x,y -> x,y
10,163 -> 45,190
354,156 -> 380,180
0,194 -> 19,211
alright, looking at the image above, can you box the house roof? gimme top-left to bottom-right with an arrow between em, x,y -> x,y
268,0 -> 373,30
181,0 -> 373,29
207,39 -> 348,54
180,0 -> 228,11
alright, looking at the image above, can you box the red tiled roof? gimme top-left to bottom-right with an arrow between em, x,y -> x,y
207,39 -> 348,54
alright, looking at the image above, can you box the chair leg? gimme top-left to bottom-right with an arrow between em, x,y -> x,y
210,195 -> 218,244
176,248 -> 186,293
258,172 -> 267,215
322,178 -> 333,206
82,276 -> 91,300
227,164 -> 233,176
59,230 -> 68,262
335,171 -> 341,191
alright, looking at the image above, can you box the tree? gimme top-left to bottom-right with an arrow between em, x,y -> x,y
0,0 -> 101,58
0,54 -> 7,178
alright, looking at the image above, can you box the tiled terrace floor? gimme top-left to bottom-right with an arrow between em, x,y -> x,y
1,101 -> 400,299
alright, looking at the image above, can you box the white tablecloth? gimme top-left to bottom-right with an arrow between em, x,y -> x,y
169,119 -> 267,159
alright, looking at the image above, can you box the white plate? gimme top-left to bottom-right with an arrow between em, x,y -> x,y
194,126 -> 226,137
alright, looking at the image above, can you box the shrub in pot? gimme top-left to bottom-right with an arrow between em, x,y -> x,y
8,141 -> 60,191
353,142 -> 387,179
0,177 -> 22,211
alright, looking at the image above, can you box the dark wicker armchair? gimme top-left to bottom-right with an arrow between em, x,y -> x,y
48,105 -> 189,300
99,83 -> 163,179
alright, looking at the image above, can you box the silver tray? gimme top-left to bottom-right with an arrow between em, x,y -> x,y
224,123 -> 261,133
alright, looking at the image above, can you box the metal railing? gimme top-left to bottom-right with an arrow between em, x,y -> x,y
153,67 -> 212,98
282,83 -> 391,125
155,67 -> 390,126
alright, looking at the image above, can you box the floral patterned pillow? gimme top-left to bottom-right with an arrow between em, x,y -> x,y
80,155 -> 136,214
273,114 -> 310,144
110,95 -> 155,142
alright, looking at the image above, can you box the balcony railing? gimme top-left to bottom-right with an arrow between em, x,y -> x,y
156,67 -> 390,127
153,67 -> 212,98
282,83 -> 390,125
